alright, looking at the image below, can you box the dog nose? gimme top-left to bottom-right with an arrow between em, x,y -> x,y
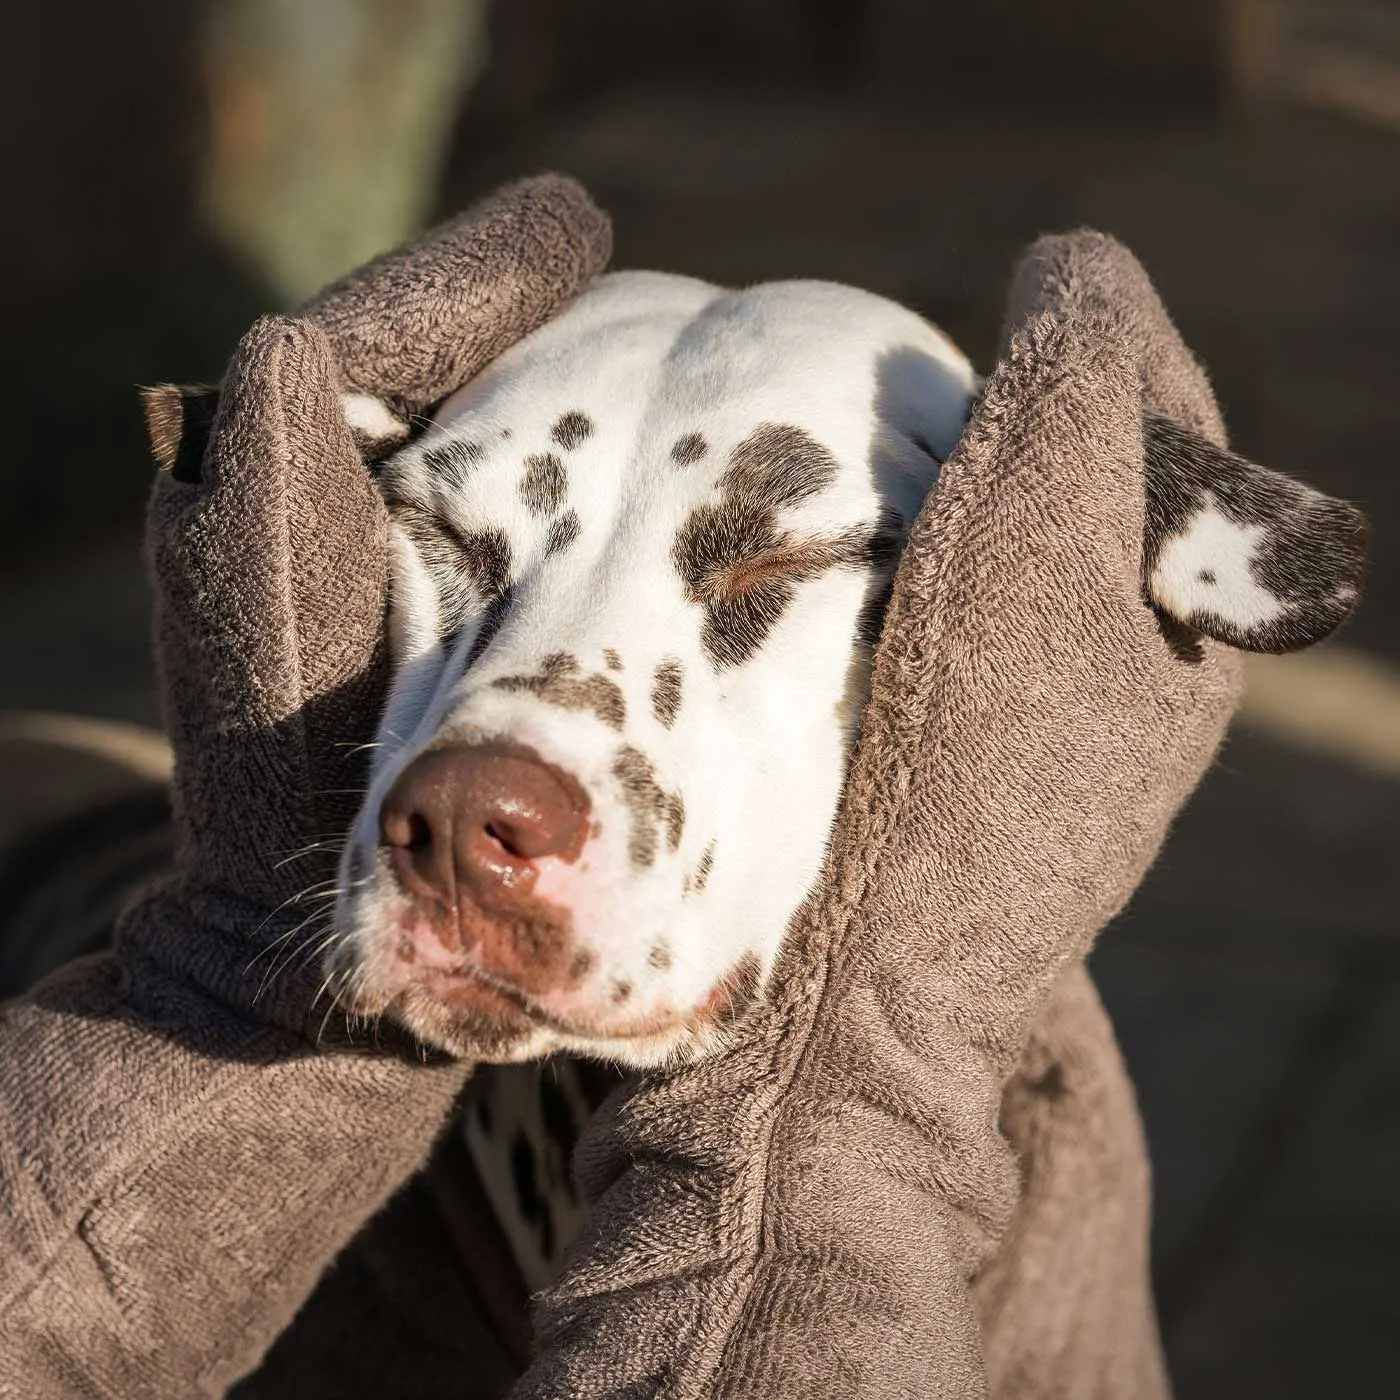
379,743 -> 586,911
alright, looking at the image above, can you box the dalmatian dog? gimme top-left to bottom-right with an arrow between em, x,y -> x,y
327,269 -> 1366,1286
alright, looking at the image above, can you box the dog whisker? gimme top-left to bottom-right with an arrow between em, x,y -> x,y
249,904 -> 340,1001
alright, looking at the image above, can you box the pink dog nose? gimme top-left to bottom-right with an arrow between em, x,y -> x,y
379,742 -> 587,915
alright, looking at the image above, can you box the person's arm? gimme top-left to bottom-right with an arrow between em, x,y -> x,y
511,232 -> 1251,1400
0,176 -> 610,1400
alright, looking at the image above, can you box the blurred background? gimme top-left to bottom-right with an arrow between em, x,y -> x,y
1,1 -> 1396,1394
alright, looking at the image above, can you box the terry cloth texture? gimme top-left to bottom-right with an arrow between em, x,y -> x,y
0,175 -> 611,1399
512,230 -> 1245,1400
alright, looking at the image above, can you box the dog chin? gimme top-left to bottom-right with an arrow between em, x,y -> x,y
336,955 -> 701,1067
382,982 -> 555,1063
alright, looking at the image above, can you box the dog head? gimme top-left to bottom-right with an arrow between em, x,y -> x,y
327,271 -> 1365,1068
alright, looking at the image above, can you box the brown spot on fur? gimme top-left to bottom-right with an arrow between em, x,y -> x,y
721,422 -> 838,509
545,509 -> 581,558
493,658 -> 626,730
674,514 -> 883,670
551,411 -> 594,451
611,980 -> 633,1005
611,745 -> 683,868
464,587 -> 514,665
670,432 -> 708,466
568,948 -> 595,982
648,941 -> 672,970
672,433 -> 895,670
393,513 -> 512,640
603,648 -> 623,672
694,839 -> 716,893
664,792 -> 685,852
423,437 -> 483,487
460,527 -> 513,600
519,452 -> 567,516
650,658 -> 684,728
673,501 -> 790,669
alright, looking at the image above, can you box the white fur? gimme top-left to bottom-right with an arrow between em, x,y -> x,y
340,391 -> 408,443
330,272 -> 977,1067
1150,494 -> 1285,633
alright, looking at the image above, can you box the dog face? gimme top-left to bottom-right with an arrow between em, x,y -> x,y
328,272 -> 976,1066
326,272 -> 1366,1070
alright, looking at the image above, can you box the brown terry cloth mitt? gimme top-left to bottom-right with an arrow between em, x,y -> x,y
513,233 -> 1284,1400
0,176 -> 610,1399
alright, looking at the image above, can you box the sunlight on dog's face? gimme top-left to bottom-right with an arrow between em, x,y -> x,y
329,272 -> 976,1067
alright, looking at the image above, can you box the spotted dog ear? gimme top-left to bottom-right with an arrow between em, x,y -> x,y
1142,412 -> 1367,653
340,391 -> 411,466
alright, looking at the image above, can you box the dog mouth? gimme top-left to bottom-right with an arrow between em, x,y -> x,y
337,908 -> 763,1055
417,962 -> 687,1042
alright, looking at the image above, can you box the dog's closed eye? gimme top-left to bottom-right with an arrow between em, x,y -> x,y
708,516 -> 905,604
715,535 -> 869,599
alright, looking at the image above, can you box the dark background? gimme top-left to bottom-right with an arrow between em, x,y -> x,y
1,2 -> 1397,1395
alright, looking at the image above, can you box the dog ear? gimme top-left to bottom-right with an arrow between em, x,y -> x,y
140,384 -> 220,484
340,392 -> 411,466
1142,412 -> 1368,653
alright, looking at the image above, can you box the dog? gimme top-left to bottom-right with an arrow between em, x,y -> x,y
326,268 -> 1365,1285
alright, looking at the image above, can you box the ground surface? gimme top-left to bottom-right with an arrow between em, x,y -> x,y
3,91 -> 1396,1397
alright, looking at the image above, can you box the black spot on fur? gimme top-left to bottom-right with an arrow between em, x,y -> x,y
670,432 -> 708,466
855,507 -> 906,647
1154,610 -> 1205,664
650,658 -> 684,728
867,506 -> 905,568
545,509 -> 581,558
520,452 -> 567,516
459,526 -> 512,600
857,574 -> 896,649
423,437 -> 483,489
1197,568 -> 1216,585
551,411 -> 594,451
